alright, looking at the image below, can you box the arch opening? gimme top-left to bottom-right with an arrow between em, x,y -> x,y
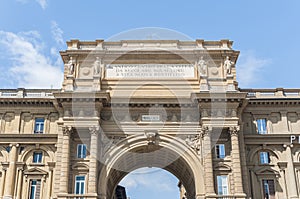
98,135 -> 205,199
119,167 -> 181,199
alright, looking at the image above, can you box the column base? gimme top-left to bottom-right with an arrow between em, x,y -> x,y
3,196 -> 12,199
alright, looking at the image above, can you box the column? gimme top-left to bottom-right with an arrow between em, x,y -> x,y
202,126 -> 216,195
229,126 -> 245,197
15,164 -> 24,199
88,126 -> 99,195
59,126 -> 73,194
3,144 -> 18,199
285,144 -> 298,199
0,167 -> 7,198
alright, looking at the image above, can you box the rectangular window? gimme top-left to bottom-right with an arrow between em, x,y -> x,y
262,179 -> 275,199
257,118 -> 267,134
217,175 -> 228,195
29,180 -> 41,199
34,118 -> 44,134
74,175 -> 85,195
260,152 -> 270,164
77,144 -> 87,159
215,144 -> 225,159
33,152 -> 43,163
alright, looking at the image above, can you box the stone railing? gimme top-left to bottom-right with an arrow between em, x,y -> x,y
0,88 -> 59,98
240,88 -> 300,98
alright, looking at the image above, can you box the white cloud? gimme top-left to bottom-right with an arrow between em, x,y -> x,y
236,51 -> 271,88
0,31 -> 63,88
51,21 -> 64,46
119,167 -> 177,192
36,0 -> 47,9
16,0 -> 48,10
50,21 -> 64,66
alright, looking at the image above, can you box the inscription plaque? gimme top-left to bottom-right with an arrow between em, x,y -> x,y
106,64 -> 194,78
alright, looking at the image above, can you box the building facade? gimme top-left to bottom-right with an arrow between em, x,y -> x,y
0,39 -> 300,199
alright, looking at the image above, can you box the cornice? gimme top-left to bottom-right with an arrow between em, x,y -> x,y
0,134 -> 58,144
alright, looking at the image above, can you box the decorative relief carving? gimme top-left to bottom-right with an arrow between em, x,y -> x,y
100,133 -> 126,153
200,126 -> 210,138
185,134 -> 201,155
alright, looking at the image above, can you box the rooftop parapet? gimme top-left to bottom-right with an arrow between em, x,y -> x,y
65,39 -> 234,51
0,88 -> 60,98
240,88 -> 300,99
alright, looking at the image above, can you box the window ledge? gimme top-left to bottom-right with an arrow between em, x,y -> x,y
29,163 -> 45,166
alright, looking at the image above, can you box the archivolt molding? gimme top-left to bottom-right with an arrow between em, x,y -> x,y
20,145 -> 55,162
248,145 -> 280,163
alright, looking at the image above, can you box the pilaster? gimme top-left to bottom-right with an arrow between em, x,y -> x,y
283,144 -> 298,199
59,126 -> 73,194
201,126 -> 216,196
229,126 -> 246,197
88,126 -> 100,195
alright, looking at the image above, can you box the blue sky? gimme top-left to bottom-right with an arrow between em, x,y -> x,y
0,0 -> 300,198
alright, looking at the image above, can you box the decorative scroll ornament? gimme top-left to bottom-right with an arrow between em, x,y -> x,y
145,131 -> 158,145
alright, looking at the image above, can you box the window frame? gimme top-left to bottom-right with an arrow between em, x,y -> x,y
262,179 -> 275,199
29,179 -> 41,199
259,151 -> 270,165
257,118 -> 268,134
215,144 -> 226,159
74,175 -> 86,195
217,175 -> 229,195
32,151 -> 43,164
34,118 -> 45,134
77,144 -> 87,159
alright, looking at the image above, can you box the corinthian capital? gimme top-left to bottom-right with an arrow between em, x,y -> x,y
89,126 -> 100,135
62,126 -> 73,136
229,126 -> 240,136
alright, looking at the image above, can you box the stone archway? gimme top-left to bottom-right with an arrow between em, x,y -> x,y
98,134 -> 205,199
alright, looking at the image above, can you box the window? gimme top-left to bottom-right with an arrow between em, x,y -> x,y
262,179 -> 275,199
217,175 -> 228,195
215,144 -> 225,159
77,144 -> 87,159
33,152 -> 43,163
260,151 -> 270,164
257,118 -> 267,134
74,175 -> 85,195
34,118 -> 44,134
29,180 -> 41,199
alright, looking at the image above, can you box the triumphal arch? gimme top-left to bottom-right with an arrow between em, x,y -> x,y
56,39 -> 246,199
1,39 -> 300,199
